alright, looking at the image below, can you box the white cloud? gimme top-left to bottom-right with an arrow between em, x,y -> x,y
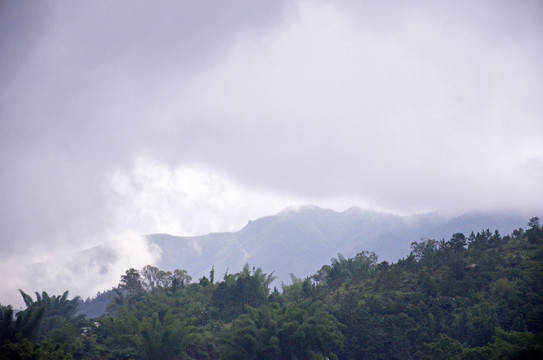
0,231 -> 160,309
167,0 -> 543,213
0,158 -> 309,307
105,158 -> 304,236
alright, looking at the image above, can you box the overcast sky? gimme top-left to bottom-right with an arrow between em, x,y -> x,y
1,0 -> 542,306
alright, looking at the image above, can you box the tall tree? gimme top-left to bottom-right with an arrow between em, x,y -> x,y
18,290 -> 82,339
119,268 -> 143,293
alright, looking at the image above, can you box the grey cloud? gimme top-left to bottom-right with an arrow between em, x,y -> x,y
49,1 -> 292,73
0,0 -> 293,256
164,0 -> 543,212
0,1 -> 54,84
0,0 -> 542,305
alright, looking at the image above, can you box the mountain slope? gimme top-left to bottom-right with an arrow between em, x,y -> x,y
147,206 -> 527,286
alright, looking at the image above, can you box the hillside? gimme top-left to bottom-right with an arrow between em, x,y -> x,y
147,206 -> 526,285
24,206 -> 526,314
3,217 -> 542,359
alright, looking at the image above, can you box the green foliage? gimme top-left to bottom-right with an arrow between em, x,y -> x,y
3,217 -> 542,360
490,329 -> 543,360
139,312 -> 190,360
316,251 -> 378,289
211,264 -> 275,322
420,334 -> 464,360
0,302 -> 46,345
0,338 -> 69,360
17,290 -> 83,341
331,220 -> 543,359
220,301 -> 343,360
119,268 -> 143,293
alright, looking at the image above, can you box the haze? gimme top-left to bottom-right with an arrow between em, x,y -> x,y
1,0 -> 542,307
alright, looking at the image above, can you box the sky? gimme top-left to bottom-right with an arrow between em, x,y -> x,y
1,0 -> 542,307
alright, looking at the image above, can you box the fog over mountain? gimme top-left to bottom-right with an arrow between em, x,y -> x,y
1,1 -> 542,308
147,206 -> 527,285
26,206 -> 528,308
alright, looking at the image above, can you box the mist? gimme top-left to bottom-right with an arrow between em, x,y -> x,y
1,0 -> 542,307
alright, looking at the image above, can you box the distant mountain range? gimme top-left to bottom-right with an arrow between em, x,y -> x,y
146,205 -> 527,286
28,205 -> 530,307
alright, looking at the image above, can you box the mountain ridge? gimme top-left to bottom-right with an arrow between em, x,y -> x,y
145,206 -> 527,286
24,206 -> 529,305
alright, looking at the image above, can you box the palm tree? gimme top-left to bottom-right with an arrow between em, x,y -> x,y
18,290 -> 82,339
19,290 -> 81,319
0,303 -> 46,344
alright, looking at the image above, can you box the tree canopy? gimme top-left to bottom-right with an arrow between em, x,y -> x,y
1,218 -> 542,359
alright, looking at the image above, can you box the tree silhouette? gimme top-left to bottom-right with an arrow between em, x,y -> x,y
0,302 -> 46,345
18,290 -> 82,339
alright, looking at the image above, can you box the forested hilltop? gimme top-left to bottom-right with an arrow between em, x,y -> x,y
1,218 -> 542,359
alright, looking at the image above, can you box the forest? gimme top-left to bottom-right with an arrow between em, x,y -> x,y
1,217 -> 542,359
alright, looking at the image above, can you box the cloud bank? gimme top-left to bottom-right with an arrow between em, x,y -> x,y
1,0 -> 542,306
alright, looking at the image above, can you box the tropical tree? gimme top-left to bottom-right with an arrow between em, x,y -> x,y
139,312 -> 190,360
18,290 -> 82,339
211,264 -> 275,321
221,301 -> 343,360
0,303 -> 46,345
119,268 -> 143,293
171,269 -> 192,292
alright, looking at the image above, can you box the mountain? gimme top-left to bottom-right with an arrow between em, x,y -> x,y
25,205 -> 528,312
146,206 -> 527,286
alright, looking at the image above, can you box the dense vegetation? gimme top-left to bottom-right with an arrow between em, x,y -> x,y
1,218 -> 542,359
